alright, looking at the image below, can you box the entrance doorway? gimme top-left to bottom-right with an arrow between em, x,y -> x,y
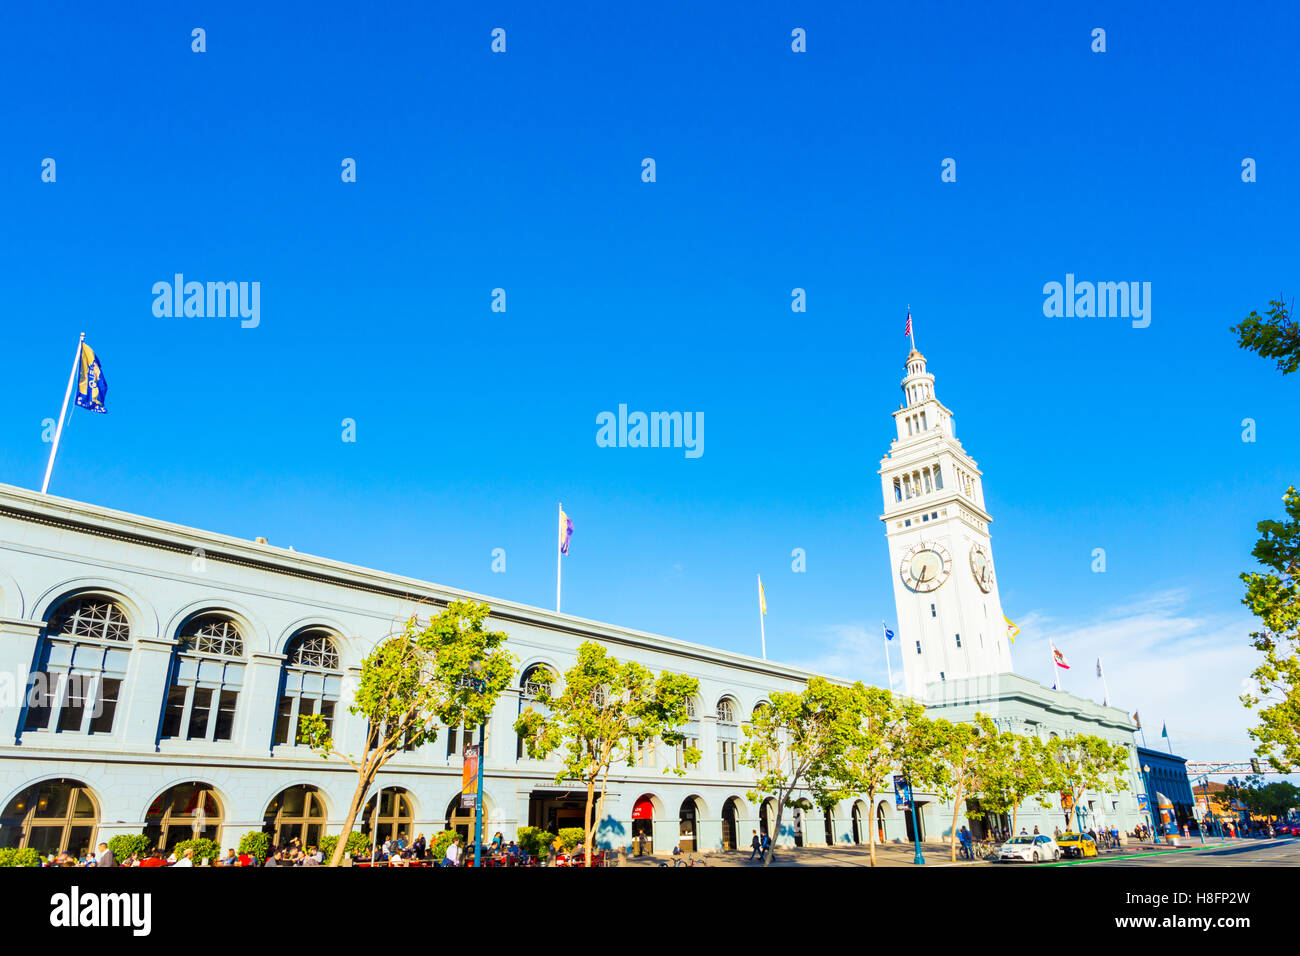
877,802 -> 888,843
904,802 -> 926,842
527,790 -> 589,837
721,797 -> 740,850
679,797 -> 699,852
632,796 -> 654,855
792,809 -> 804,846
823,808 -> 835,845
851,803 -> 863,844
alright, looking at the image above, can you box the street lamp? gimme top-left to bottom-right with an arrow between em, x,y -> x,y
905,770 -> 925,865
1140,764 -> 1161,844
466,664 -> 488,869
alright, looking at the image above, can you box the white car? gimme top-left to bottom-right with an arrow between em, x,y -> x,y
998,834 -> 1060,863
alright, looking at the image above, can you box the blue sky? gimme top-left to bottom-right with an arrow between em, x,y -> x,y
2,2 -> 1297,761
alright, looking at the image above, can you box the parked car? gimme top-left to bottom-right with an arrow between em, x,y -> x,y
1057,832 -> 1098,858
998,834 -> 1060,863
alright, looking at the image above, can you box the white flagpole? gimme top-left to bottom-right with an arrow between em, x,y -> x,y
757,574 -> 766,660
882,621 -> 895,693
41,333 -> 84,495
908,305 -> 916,351
555,502 -> 563,613
1098,658 -> 1111,707
1050,640 -> 1060,691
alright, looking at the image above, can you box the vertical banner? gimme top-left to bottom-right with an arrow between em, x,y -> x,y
461,744 -> 480,809
893,774 -> 911,810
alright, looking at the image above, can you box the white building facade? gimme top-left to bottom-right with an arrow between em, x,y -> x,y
0,482 -> 891,858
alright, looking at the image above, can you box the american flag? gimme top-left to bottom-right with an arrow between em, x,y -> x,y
904,312 -> 912,338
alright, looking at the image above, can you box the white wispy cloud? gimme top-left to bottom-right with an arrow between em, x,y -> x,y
792,590 -> 1263,763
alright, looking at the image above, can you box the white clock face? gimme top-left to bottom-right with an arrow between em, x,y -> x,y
900,543 -> 950,593
970,545 -> 993,592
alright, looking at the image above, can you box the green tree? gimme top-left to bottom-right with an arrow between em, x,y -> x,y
300,601 -> 515,866
1048,734 -> 1131,830
925,714 -> 1005,862
741,677 -> 861,867
974,731 -> 1056,836
1240,486 -> 1300,772
237,830 -> 270,863
514,641 -> 699,866
1232,298 -> 1298,375
809,684 -> 900,867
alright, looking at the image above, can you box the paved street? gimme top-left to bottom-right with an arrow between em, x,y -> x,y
625,837 -> 1300,868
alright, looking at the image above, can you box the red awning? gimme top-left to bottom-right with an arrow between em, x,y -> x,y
632,798 -> 654,820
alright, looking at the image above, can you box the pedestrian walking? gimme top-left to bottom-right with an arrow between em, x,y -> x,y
748,830 -> 761,861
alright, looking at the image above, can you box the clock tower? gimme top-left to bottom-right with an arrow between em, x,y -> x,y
879,347 -> 1013,699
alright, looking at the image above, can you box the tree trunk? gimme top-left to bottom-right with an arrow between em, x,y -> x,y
1011,802 -> 1019,836
330,761 -> 376,867
583,777 -> 596,866
591,773 -> 610,868
949,781 -> 964,862
763,790 -> 791,867
867,789 -> 877,867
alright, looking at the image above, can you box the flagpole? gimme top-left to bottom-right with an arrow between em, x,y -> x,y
41,333 -> 84,495
757,574 -> 766,660
882,621 -> 894,693
1050,640 -> 1062,692
1099,660 -> 1111,707
555,502 -> 563,613
907,305 -> 916,350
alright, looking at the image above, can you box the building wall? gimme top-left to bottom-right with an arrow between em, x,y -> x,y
0,484 -> 910,854
0,483 -> 1144,855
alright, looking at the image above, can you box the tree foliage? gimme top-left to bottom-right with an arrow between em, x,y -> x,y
808,684 -> 901,867
300,600 -> 515,866
1048,734 -> 1131,829
514,641 -> 699,865
974,731 -> 1056,835
1232,298 -> 1299,375
741,677 -> 861,866
1240,486 -> 1300,772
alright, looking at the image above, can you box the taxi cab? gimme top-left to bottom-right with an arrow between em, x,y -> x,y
1056,832 -> 1098,858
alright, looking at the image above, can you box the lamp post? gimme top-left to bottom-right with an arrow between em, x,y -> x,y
467,666 -> 488,869
1140,764 -> 1160,843
906,771 -> 925,865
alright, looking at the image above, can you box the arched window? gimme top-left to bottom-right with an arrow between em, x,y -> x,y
893,477 -> 902,503
23,596 -> 130,737
0,779 -> 98,857
717,698 -> 738,772
144,783 -> 222,853
263,785 -> 326,849
517,665 -> 555,760
361,788 -> 414,845
162,614 -> 245,743
274,630 -> 342,748
675,697 -> 700,769
933,464 -> 943,490
923,469 -> 933,493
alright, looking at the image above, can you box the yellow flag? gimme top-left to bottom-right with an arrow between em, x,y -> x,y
758,575 -> 767,615
1004,615 -> 1019,643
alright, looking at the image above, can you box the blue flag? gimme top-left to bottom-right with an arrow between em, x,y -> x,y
883,623 -> 894,642
74,342 -> 108,413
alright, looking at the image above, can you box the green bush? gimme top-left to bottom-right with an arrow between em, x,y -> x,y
107,834 -> 150,863
10,848 -> 40,867
237,831 -> 270,863
0,848 -> 15,867
557,827 -> 585,852
171,837 -> 221,864
430,829 -> 457,863
516,826 -> 555,860
320,831 -> 371,862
